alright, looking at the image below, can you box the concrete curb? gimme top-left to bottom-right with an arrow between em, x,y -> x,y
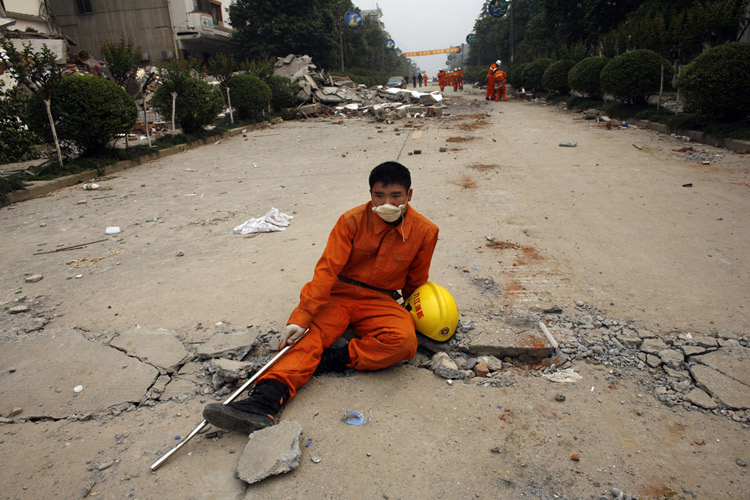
1,123 -> 263,207
630,120 -> 750,153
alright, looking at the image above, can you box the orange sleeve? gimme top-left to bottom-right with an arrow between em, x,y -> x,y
402,225 -> 439,300
288,214 -> 355,327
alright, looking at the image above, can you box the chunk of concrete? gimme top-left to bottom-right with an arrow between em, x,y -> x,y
110,326 -> 189,374
640,338 -> 668,354
0,328 -> 158,418
197,331 -> 260,359
237,420 -> 302,484
684,388 -> 718,409
692,346 -> 750,386
689,364 -> 750,410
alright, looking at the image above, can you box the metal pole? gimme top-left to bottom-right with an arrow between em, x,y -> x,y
150,330 -> 309,471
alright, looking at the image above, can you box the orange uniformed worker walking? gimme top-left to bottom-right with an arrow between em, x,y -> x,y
486,59 -> 499,100
451,69 -> 459,91
423,73 -> 428,87
493,63 -> 507,101
203,162 -> 440,435
458,67 -> 464,90
438,69 -> 447,92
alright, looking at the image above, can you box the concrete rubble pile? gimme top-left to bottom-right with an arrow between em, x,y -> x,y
273,54 -> 444,121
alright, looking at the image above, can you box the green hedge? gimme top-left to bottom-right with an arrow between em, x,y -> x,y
507,62 -> 529,89
27,75 -> 137,154
521,58 -> 554,92
600,49 -> 673,105
568,56 -> 608,99
266,75 -> 299,111
228,74 -> 272,120
152,77 -> 224,133
543,60 -> 575,95
677,42 -> 750,120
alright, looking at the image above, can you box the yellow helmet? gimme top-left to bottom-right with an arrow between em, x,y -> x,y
405,282 -> 459,342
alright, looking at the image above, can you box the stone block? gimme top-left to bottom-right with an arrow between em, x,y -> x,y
238,420 -> 302,484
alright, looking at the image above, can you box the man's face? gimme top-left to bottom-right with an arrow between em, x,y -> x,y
370,182 -> 412,207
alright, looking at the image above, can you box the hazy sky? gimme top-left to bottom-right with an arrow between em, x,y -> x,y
358,0 -> 487,77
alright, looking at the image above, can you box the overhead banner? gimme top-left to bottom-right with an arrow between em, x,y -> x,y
402,47 -> 461,58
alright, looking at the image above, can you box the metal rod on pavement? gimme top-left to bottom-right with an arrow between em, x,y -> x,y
150,330 -> 308,471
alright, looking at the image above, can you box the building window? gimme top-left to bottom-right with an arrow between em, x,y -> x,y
76,0 -> 93,14
193,0 -> 222,25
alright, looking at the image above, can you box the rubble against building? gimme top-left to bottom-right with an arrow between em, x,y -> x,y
273,54 -> 445,120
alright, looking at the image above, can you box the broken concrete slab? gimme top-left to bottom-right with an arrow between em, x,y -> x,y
197,331 -> 259,359
684,388 -> 718,409
238,420 -> 302,484
160,376 -> 198,401
692,346 -> 750,386
0,328 -> 158,418
689,363 -> 750,410
640,338 -> 668,355
110,326 -> 189,374
208,358 -> 257,381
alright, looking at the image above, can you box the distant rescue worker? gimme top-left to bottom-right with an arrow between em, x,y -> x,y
458,67 -> 464,90
423,73 -> 428,86
493,64 -> 507,102
485,60 -> 499,100
404,74 -> 410,87
412,74 -> 417,87
451,69 -> 459,91
417,73 -> 422,87
437,69 -> 447,92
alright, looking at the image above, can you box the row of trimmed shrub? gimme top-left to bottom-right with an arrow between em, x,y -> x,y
6,72 -> 300,161
506,42 -> 750,120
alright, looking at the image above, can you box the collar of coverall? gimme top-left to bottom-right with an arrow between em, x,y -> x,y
367,201 -> 412,240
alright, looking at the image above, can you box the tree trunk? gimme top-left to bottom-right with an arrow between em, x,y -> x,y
143,101 -> 151,148
226,87 -> 234,124
658,60 -> 664,111
44,99 -> 63,168
171,92 -> 177,132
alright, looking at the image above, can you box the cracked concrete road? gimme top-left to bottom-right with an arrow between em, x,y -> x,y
0,86 -> 748,500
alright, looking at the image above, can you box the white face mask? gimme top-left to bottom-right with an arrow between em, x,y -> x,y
372,203 -> 407,222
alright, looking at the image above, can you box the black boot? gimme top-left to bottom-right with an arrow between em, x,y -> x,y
314,339 -> 351,375
202,379 -> 290,434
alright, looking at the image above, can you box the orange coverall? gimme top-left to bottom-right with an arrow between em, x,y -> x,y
451,70 -> 459,91
485,63 -> 498,99
259,202 -> 439,398
423,73 -> 428,86
438,70 -> 446,91
458,69 -> 464,90
494,69 -> 507,101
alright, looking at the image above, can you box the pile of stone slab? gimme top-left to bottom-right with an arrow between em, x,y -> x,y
273,54 -> 444,120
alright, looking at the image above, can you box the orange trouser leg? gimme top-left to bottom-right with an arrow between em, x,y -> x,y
485,77 -> 494,99
495,84 -> 506,101
258,291 -> 417,399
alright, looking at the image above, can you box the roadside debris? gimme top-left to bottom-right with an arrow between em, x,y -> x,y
344,408 -> 370,426
237,420 -> 303,484
273,54 -> 445,121
559,141 -> 577,147
233,208 -> 293,235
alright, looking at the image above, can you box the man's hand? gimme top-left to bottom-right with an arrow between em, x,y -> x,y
279,324 -> 306,347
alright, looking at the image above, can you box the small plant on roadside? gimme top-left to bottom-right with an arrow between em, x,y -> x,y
0,39 -> 64,167
542,60 -> 575,95
677,42 -> 750,121
239,57 -> 275,81
151,77 -> 224,133
26,75 -> 138,155
0,82 -> 40,164
600,49 -> 673,105
568,56 -> 608,99
101,34 -> 142,87
266,75 -> 299,111
506,62 -> 529,90
227,74 -> 272,120
521,58 -> 554,93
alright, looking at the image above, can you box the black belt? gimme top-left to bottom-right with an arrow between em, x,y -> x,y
338,275 -> 401,300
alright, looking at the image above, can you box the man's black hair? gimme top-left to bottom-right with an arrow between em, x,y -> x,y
369,162 -> 411,191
